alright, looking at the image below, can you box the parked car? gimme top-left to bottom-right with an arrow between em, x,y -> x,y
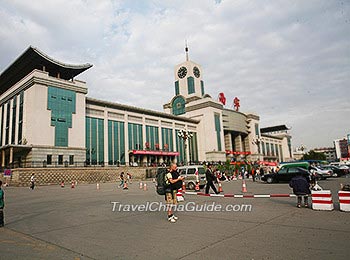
309,166 -> 333,180
262,167 -> 310,184
178,165 -> 206,190
279,162 -> 309,171
321,165 -> 348,177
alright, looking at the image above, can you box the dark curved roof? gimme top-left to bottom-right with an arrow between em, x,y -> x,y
0,46 -> 92,95
260,124 -> 291,133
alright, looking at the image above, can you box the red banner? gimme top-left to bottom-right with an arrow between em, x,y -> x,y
132,150 -> 179,156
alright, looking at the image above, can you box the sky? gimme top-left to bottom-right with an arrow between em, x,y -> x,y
0,0 -> 349,150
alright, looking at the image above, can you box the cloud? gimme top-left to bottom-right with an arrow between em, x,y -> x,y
0,0 -> 349,149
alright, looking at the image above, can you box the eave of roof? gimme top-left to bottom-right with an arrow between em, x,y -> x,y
260,124 -> 291,133
86,97 -> 199,124
0,46 -> 92,95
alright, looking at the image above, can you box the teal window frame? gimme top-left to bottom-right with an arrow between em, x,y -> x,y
5,101 -> 10,145
201,81 -> 204,96
47,86 -> 76,147
187,76 -> 195,94
146,125 -> 159,150
108,120 -> 125,165
214,114 -> 222,151
172,96 -> 185,115
161,127 -> 173,151
128,123 -> 143,150
175,129 -> 184,163
11,96 -> 17,144
17,91 -> 24,144
86,117 -> 104,165
175,81 -> 179,95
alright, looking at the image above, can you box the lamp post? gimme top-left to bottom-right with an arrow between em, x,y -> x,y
252,137 -> 262,154
177,129 -> 193,165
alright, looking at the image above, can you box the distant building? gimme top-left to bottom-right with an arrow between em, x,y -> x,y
259,125 -> 293,162
313,147 -> 336,162
334,138 -> 350,161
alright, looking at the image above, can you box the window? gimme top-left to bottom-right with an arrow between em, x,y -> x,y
47,155 -> 52,165
11,96 -> 17,144
187,168 -> 196,175
58,155 -> 63,165
187,77 -> 195,94
214,114 -> 222,151
175,81 -> 179,95
18,91 -> 24,144
69,155 -> 74,165
201,81 -> 204,96
47,86 -> 76,147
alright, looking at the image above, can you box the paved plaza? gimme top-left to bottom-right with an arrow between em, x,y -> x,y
1,176 -> 350,260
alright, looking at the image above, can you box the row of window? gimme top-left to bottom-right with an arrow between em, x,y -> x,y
46,154 -> 74,165
0,92 -> 24,146
86,117 -> 199,165
261,142 -> 283,159
174,79 -> 205,96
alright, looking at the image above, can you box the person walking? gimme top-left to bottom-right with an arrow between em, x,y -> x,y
165,163 -> 184,223
205,163 -> 219,194
30,174 -> 35,190
289,171 -> 311,208
0,180 -> 4,227
119,172 -> 125,188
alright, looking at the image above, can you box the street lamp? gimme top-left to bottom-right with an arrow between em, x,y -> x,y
177,129 -> 193,165
252,137 -> 262,154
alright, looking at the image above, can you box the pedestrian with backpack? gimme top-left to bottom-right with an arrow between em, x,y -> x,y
165,163 -> 184,223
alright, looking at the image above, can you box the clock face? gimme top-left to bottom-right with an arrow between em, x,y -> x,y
193,66 -> 200,78
177,66 -> 187,78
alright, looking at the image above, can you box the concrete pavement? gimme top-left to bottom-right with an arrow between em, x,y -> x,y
1,176 -> 349,259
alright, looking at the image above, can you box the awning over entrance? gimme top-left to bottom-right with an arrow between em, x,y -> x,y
131,150 -> 179,156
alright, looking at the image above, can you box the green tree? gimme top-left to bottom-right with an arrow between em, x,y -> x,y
301,150 -> 326,160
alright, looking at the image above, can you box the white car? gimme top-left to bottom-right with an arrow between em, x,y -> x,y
309,166 -> 333,180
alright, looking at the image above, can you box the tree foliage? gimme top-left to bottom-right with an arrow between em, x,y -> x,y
301,150 -> 327,160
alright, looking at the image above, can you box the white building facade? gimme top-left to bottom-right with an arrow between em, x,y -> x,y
0,46 -> 293,168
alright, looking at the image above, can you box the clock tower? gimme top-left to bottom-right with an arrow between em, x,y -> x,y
164,45 -> 205,116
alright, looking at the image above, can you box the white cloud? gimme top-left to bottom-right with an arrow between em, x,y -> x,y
0,0 -> 349,149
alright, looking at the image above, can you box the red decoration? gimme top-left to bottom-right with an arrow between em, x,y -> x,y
155,143 -> 160,150
145,142 -> 150,149
164,144 -> 169,150
218,92 -> 226,105
233,97 -> 240,111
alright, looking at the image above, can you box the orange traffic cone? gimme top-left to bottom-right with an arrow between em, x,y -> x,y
71,181 -> 75,188
195,181 -> 200,191
182,181 -> 186,192
218,182 -> 223,193
139,182 -> 143,189
242,180 -> 247,193
176,188 -> 185,202
60,181 -> 65,188
123,181 -> 128,190
143,183 -> 147,191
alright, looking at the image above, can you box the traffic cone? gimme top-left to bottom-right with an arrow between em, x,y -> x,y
242,180 -> 247,193
139,182 -> 143,189
182,180 -> 186,192
123,181 -> 128,190
60,181 -> 65,188
143,183 -> 147,191
195,181 -> 200,191
176,188 -> 185,202
71,181 -> 75,188
97,183 -> 100,190
218,182 -> 223,193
